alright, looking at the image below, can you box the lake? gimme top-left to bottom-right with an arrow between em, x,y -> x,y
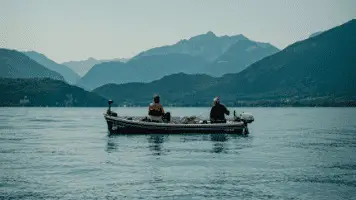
1,107 -> 356,199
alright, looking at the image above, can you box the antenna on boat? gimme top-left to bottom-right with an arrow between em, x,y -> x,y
108,100 -> 113,112
106,100 -> 118,117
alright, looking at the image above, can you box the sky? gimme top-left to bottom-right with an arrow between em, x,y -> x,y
0,0 -> 355,63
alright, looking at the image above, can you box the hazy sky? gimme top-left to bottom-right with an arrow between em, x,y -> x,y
1,0 -> 355,63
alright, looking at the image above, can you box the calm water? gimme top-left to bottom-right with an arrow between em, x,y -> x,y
1,107 -> 356,199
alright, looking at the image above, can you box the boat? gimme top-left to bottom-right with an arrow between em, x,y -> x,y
104,100 -> 254,135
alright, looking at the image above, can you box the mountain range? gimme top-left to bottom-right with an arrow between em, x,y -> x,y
0,32 -> 280,91
23,51 -> 80,84
62,57 -> 129,77
0,49 -> 64,81
78,33 -> 279,90
77,54 -> 209,90
133,31 -> 248,62
1,20 -> 355,107
93,19 -> 356,106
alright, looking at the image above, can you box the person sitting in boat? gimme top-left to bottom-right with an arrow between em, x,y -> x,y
148,95 -> 165,122
210,96 -> 230,123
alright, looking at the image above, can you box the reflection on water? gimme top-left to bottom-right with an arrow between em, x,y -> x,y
105,133 -> 252,156
148,135 -> 166,156
106,137 -> 119,153
212,142 -> 224,153
210,134 -> 228,142
105,135 -> 120,153
210,134 -> 228,154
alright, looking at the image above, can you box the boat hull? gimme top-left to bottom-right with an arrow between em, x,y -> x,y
104,114 -> 248,135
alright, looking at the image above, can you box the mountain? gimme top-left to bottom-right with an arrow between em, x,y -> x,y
78,34 -> 279,90
77,54 -> 208,90
62,57 -> 101,77
309,31 -> 323,38
0,78 -> 112,107
62,57 -> 129,77
133,31 -> 249,62
77,61 -> 128,90
204,39 -> 279,77
211,19 -> 356,99
93,19 -> 356,107
93,73 -> 217,105
0,49 -> 64,81
23,51 -> 80,84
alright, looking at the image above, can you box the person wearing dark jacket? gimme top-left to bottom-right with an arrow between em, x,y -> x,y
210,97 -> 230,123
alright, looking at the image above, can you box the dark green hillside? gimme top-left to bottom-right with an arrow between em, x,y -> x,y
0,78 -> 111,107
93,73 -> 217,105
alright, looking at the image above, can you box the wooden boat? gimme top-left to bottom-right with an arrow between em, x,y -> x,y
104,100 -> 254,135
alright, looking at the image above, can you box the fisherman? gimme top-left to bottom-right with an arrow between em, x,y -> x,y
210,96 -> 230,123
148,95 -> 165,122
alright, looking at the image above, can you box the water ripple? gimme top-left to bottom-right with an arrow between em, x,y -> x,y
1,107 -> 356,200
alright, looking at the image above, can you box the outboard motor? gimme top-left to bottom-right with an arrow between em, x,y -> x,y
233,111 -> 254,135
240,112 -> 254,135
233,111 -> 254,124
240,112 -> 254,124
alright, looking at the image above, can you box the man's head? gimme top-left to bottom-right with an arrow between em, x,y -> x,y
213,96 -> 220,104
153,95 -> 160,103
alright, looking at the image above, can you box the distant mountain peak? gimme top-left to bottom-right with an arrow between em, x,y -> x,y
24,50 -> 45,57
188,31 -> 218,41
88,57 -> 97,61
205,31 -> 216,37
133,31 -> 253,62
233,34 -> 248,40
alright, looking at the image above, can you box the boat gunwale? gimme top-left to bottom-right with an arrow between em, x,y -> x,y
104,114 -> 246,128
